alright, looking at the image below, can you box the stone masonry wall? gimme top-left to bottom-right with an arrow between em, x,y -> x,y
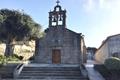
34,26 -> 81,64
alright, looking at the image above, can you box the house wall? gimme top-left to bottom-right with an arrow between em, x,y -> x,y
87,47 -> 97,60
95,34 -> 120,64
108,35 -> 120,58
95,41 -> 109,64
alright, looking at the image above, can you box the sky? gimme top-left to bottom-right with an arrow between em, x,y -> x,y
0,0 -> 120,48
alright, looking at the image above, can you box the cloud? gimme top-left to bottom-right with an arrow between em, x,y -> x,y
81,0 -> 120,47
82,0 -> 96,12
82,0 -> 120,12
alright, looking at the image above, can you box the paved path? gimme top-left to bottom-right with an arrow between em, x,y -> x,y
85,60 -> 105,80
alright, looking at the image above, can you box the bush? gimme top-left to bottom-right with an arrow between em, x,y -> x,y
19,56 -> 23,60
94,64 -> 111,79
104,57 -> 120,70
11,54 -> 23,60
0,55 -> 7,65
0,55 -> 4,61
0,54 -> 23,64
7,56 -> 19,61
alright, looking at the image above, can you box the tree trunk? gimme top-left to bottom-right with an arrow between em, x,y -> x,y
5,40 -> 14,57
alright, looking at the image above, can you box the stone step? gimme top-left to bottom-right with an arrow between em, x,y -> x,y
0,64 -> 18,79
22,67 -> 80,71
20,72 -> 81,76
21,70 -> 81,73
1,74 -> 13,78
0,67 -> 15,72
18,66 -> 88,80
18,75 -> 86,79
2,78 -> 89,80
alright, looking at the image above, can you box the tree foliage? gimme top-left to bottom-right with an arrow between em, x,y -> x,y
0,9 -> 42,56
0,9 -> 42,41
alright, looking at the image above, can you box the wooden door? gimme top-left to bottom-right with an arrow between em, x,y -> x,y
52,49 -> 61,64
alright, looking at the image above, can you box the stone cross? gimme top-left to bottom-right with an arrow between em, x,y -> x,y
56,0 -> 60,5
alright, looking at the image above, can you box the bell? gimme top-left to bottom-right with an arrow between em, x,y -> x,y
59,16 -> 62,21
53,17 -> 56,22
59,17 -> 62,21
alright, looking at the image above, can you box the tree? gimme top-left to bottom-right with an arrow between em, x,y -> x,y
0,9 -> 42,57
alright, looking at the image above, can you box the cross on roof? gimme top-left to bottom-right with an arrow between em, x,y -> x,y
56,0 -> 60,5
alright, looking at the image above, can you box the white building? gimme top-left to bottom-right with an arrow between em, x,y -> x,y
95,34 -> 120,63
87,47 -> 97,60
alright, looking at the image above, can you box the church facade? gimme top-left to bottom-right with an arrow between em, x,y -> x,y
34,2 -> 86,64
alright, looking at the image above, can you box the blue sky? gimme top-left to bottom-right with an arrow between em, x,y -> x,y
0,0 -> 120,48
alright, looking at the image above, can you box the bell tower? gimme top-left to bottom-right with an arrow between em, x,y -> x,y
49,0 -> 66,27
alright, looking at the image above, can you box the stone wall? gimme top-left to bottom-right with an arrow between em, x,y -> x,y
34,26 -> 82,64
0,41 -> 35,60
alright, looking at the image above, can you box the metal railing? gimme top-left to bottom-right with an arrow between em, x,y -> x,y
13,63 -> 24,79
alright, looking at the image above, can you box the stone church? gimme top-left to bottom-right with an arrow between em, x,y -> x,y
16,1 -> 88,80
34,1 -> 86,64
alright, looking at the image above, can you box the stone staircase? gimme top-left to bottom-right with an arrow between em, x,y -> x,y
17,64 -> 89,80
0,63 -> 18,79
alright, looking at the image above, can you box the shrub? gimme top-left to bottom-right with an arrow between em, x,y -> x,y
12,54 -> 23,60
12,54 -> 20,59
0,55 -> 7,65
0,54 -> 23,63
7,56 -> 19,61
104,57 -> 120,70
0,55 -> 4,61
19,56 -> 23,60
94,64 -> 111,79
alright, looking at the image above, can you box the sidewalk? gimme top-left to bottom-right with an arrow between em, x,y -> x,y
85,60 -> 105,80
